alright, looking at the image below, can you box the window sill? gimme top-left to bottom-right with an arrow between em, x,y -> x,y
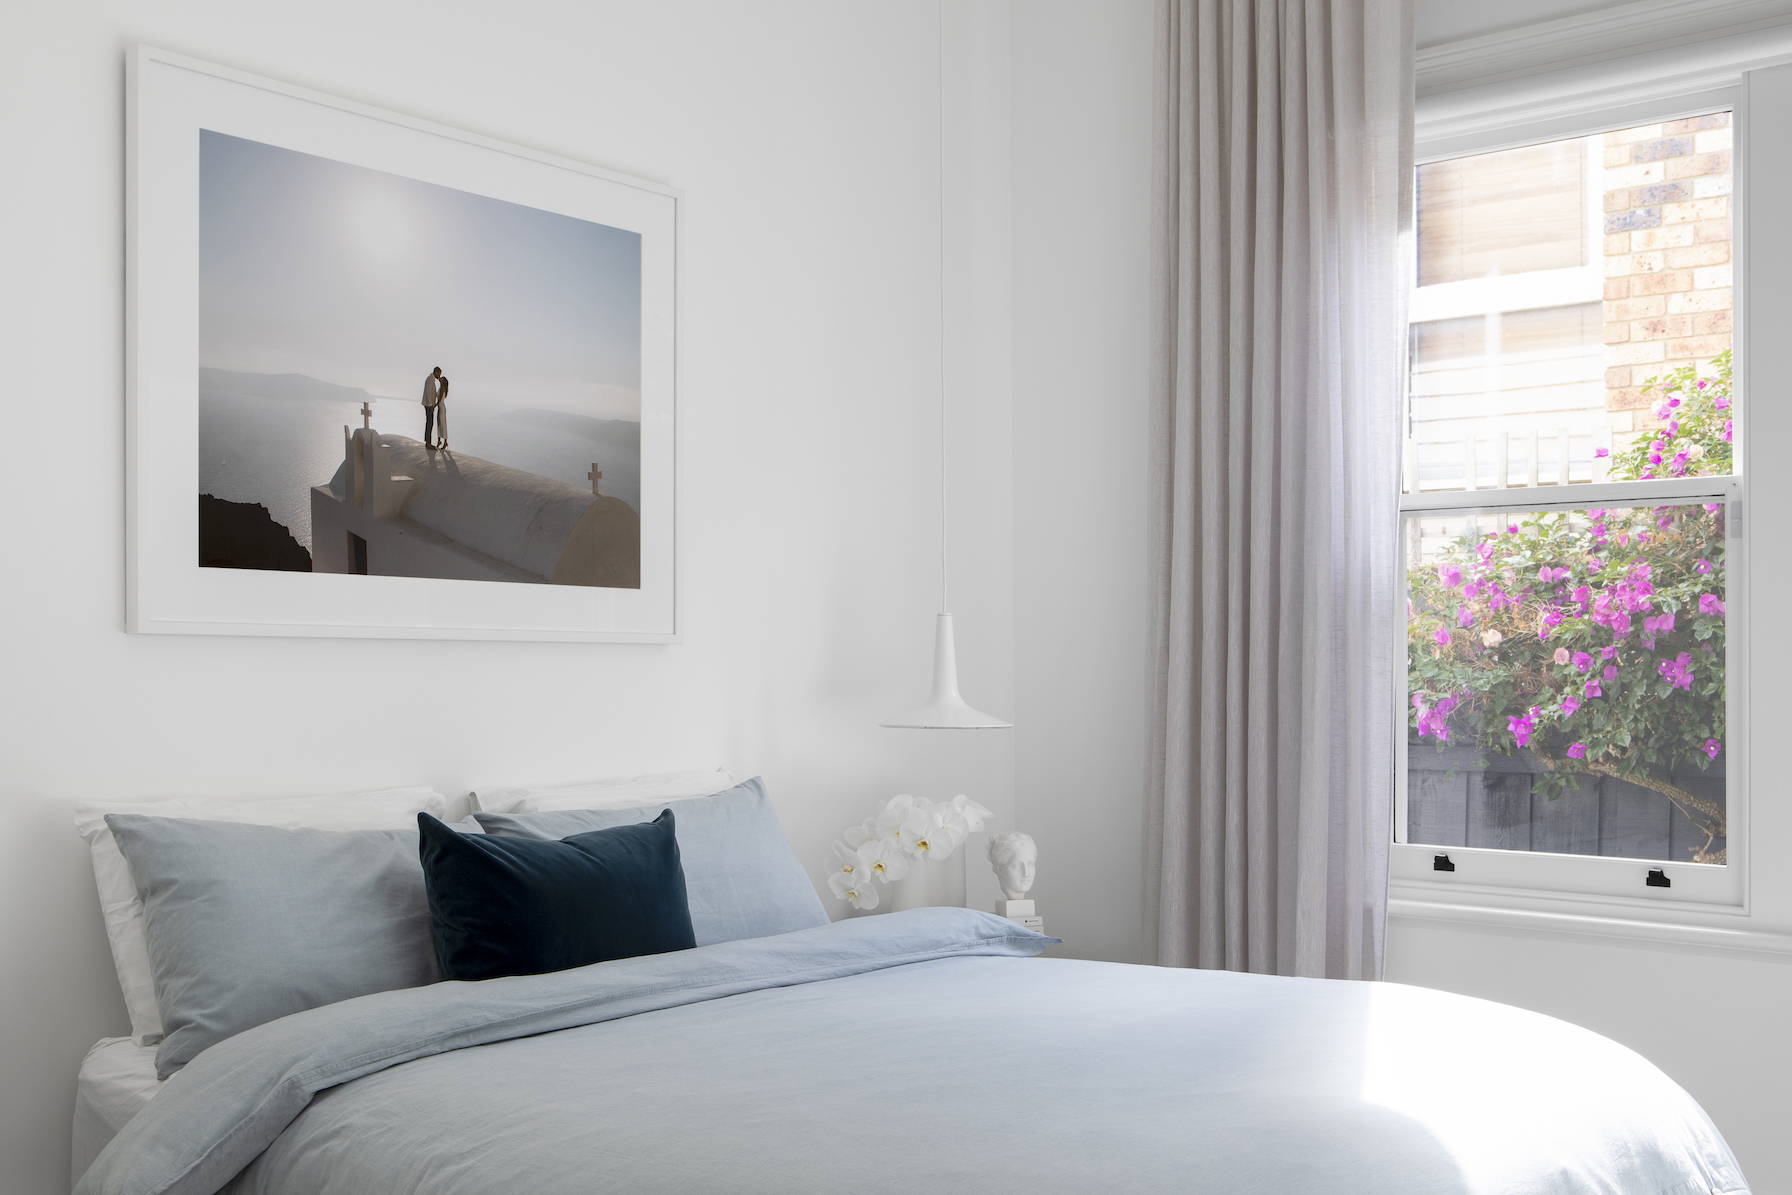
1388,890 -> 1792,959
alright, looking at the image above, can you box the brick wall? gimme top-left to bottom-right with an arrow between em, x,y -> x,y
1602,113 -> 1733,450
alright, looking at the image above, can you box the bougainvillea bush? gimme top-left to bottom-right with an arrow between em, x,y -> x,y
1407,353 -> 1731,861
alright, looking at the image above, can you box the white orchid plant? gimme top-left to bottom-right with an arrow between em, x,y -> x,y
826,793 -> 994,910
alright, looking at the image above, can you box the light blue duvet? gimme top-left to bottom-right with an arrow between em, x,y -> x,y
79,909 -> 1747,1195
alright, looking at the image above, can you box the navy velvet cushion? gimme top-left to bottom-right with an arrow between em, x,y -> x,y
417,809 -> 696,982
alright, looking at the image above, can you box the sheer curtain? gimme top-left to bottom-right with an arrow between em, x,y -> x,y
1146,0 -> 1413,980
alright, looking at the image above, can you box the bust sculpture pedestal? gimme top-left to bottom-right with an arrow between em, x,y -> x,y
995,898 -> 1044,935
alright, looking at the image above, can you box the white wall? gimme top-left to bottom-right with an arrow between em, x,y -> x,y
0,2 -> 1016,1190
1009,0 -> 1157,965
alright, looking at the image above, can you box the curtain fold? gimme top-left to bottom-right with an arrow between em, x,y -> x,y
1147,0 -> 1413,980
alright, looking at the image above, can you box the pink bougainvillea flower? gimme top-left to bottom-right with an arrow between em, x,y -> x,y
1508,714 -> 1535,748
1669,397 -> 1681,408
1703,503 -> 1720,514
1695,558 -> 1713,575
1604,664 -> 1620,682
1572,651 -> 1593,672
1583,680 -> 1602,698
1561,695 -> 1582,716
1723,420 -> 1733,442
1601,645 -> 1618,660
1566,743 -> 1587,760
1595,446 -> 1610,458
1457,604 -> 1474,628
1658,652 -> 1695,691
1433,626 -> 1451,647
1412,693 -> 1456,742
1438,563 -> 1462,587
1699,593 -> 1726,617
1714,394 -> 1730,410
1704,738 -> 1722,759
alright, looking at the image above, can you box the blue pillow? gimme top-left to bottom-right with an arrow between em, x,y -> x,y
473,777 -> 828,946
417,809 -> 695,982
107,816 -> 440,1078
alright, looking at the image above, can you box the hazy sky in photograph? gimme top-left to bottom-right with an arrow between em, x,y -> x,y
199,130 -> 642,419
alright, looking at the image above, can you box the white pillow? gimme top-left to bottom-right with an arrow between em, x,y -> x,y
473,768 -> 736,815
74,786 -> 452,1045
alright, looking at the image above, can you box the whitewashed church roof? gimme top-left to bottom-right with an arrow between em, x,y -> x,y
330,435 -> 597,578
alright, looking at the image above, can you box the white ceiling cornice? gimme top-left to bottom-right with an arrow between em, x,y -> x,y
1418,0 -> 1792,96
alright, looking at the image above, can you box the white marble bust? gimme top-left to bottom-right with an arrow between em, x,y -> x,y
986,831 -> 1037,900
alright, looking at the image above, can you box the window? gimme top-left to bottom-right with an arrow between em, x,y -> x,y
1395,110 -> 1741,906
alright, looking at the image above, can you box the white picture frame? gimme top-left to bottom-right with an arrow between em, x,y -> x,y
127,45 -> 679,642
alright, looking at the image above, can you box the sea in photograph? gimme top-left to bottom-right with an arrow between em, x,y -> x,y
197,369 -> 641,554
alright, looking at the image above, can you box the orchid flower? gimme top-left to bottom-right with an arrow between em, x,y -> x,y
827,869 -> 880,910
855,836 -> 911,884
947,794 -> 994,833
831,841 -> 863,874
875,794 -> 918,843
902,806 -> 955,860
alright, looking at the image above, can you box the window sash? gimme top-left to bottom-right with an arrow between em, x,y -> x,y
1392,484 -> 1743,904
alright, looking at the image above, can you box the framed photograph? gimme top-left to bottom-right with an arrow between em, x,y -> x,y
127,46 -> 678,641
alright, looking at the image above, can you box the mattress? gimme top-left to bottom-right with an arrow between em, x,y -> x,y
72,1037 -> 162,1188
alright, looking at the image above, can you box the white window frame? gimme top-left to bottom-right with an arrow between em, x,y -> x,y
1391,85 -> 1750,922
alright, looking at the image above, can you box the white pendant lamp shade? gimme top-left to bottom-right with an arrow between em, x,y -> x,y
881,1 -> 1011,732
881,613 -> 1011,730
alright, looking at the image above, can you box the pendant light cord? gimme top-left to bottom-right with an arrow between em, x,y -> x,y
937,0 -> 949,615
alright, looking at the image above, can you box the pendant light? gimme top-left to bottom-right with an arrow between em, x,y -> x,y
881,2 -> 1011,732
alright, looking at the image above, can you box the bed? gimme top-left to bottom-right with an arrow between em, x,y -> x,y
72,776 -> 1750,1195
71,1038 -> 161,1182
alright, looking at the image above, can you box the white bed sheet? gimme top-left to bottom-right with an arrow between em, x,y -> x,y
72,1037 -> 162,1189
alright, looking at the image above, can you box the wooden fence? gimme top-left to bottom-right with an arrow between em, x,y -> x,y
1406,741 -> 1724,862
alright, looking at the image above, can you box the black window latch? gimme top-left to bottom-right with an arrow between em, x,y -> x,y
1433,854 -> 1455,872
1646,868 -> 1672,888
